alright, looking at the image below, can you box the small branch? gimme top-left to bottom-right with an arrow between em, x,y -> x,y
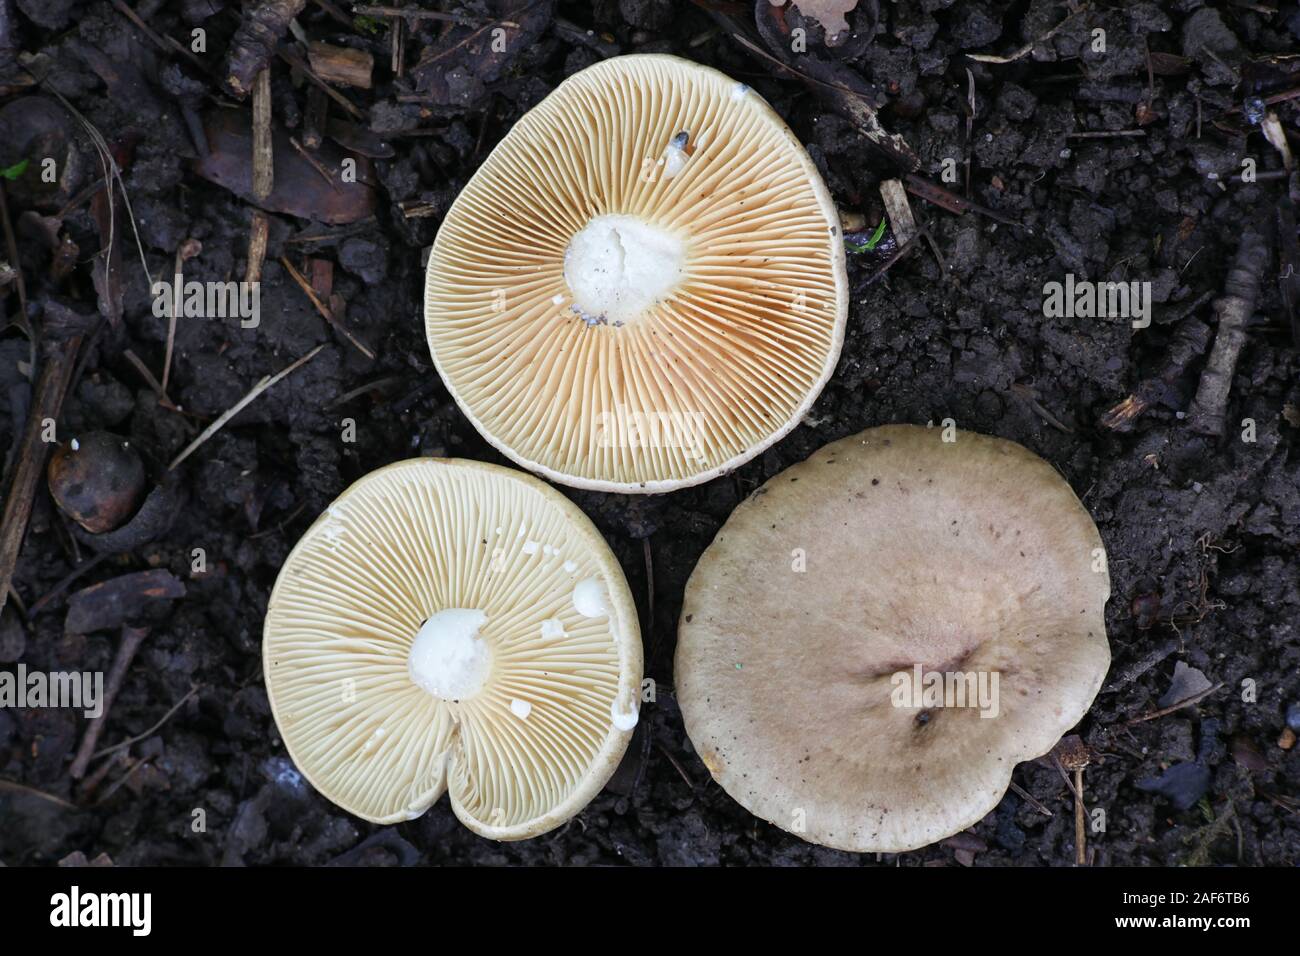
1126,681 -> 1225,725
251,69 -> 274,202
1074,768 -> 1087,866
168,345 -> 326,471
92,684 -> 200,762
69,626 -> 149,779
279,256 -> 374,358
223,0 -> 307,97
1187,228 -> 1269,436
0,335 -> 82,614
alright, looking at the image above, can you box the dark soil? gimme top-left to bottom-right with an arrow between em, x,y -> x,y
1,0 -> 1298,867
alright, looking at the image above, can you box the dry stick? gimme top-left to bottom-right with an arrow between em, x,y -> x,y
69,626 -> 149,779
390,15 -> 404,77
278,46 -> 363,120
28,551 -> 114,616
879,178 -> 917,246
279,256 -> 375,358
0,778 -> 78,810
728,33 -> 918,172
107,0 -> 205,71
123,348 -> 178,409
353,4 -> 493,25
1187,228 -> 1269,436
245,212 -> 270,286
307,40 -> 373,89
225,0 -> 307,96
904,174 -> 1026,231
1066,129 -> 1146,139
1099,305 -> 1213,432
168,344 -> 326,471
251,68 -> 274,202
162,238 -> 201,396
289,137 -> 341,191
1008,780 -> 1054,817
1125,681 -> 1225,726
1074,768 -> 1087,866
0,335 -> 81,615
861,232 -> 924,287
92,684 -> 200,761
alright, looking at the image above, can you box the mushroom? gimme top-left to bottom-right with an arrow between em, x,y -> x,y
675,424 -> 1111,852
424,54 -> 847,493
263,458 -> 642,837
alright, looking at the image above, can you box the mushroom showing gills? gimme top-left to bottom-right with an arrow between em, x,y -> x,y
675,425 -> 1111,853
263,458 -> 642,837
424,54 -> 848,492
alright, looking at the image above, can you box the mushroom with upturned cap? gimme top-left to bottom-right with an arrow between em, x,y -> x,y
675,424 -> 1111,852
424,54 -> 848,493
263,458 -> 642,837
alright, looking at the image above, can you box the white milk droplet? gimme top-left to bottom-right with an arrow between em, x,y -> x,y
573,578 -> 607,618
522,540 -> 540,555
510,699 -> 532,719
611,700 -> 639,731
540,618 -> 567,639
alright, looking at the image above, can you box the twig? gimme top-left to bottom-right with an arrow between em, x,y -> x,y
0,334 -> 82,614
28,551 -> 114,616
0,779 -> 78,809
279,256 -> 374,357
655,740 -> 695,790
107,0 -> 206,71
163,238 -> 202,395
91,685 -> 199,761
862,232 -> 923,287
353,5 -> 493,26
1074,767 -> 1087,865
251,69 -> 274,202
245,211 -> 270,286
170,348 -> 325,476
69,625 -> 149,779
904,174 -> 1027,231
123,348 -> 179,409
1066,130 -> 1146,139
278,45 -> 364,120
168,345 -> 326,470
326,375 -> 403,408
1100,309 -> 1212,431
93,754 -> 153,805
224,0 -> 307,97
1126,681 -> 1224,725
1188,228 -> 1269,436
1008,780 -> 1053,817
289,137 -> 341,191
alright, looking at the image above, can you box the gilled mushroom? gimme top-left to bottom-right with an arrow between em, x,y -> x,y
675,424 -> 1111,852
263,458 -> 642,837
424,54 -> 847,492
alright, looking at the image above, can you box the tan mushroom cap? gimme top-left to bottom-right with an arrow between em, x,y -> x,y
675,425 -> 1111,852
263,458 -> 642,838
424,54 -> 848,493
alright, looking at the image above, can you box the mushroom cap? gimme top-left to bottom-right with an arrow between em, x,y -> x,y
675,425 -> 1111,852
263,458 -> 642,838
424,54 -> 848,493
